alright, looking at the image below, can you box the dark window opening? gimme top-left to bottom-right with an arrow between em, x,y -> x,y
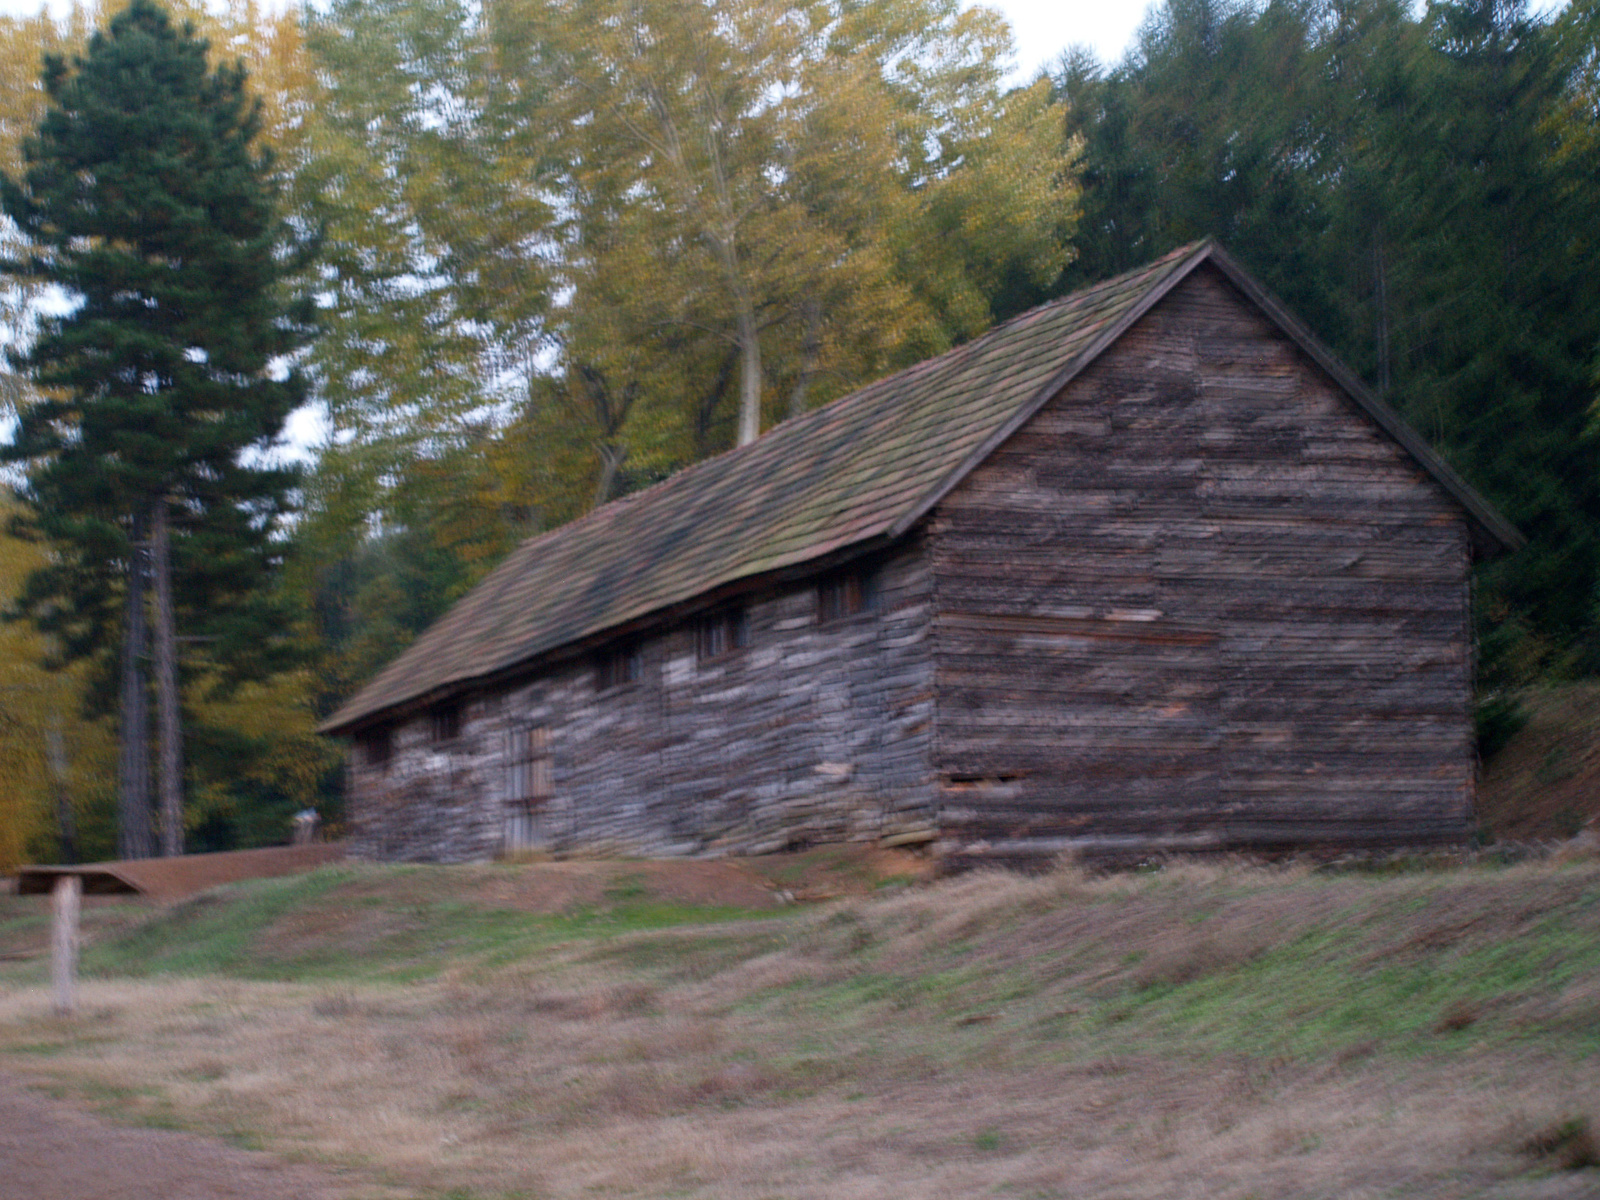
941,771 -> 1024,790
595,642 -> 643,691
818,567 -> 876,623
358,726 -> 391,771
430,701 -> 461,745
697,607 -> 749,661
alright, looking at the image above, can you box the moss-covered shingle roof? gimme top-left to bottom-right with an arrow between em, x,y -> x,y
322,241 -> 1521,733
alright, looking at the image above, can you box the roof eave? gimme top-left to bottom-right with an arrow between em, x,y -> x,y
317,530 -> 904,736
1201,243 -> 1527,559
894,239 -> 1526,559
888,239 -> 1219,540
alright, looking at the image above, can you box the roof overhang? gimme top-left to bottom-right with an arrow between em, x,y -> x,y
894,240 -> 1525,559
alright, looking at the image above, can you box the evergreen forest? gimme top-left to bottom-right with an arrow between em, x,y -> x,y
0,0 -> 1596,865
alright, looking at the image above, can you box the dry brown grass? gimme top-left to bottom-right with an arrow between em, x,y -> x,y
2,859 -> 1599,1199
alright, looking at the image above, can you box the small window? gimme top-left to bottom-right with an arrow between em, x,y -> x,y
697,607 -> 749,661
817,568 -> 876,623
357,726 -> 391,771
595,642 -> 642,691
507,725 -> 552,803
430,701 -> 461,745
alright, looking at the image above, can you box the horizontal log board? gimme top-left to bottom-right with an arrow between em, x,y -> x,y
932,811 -> 1462,833
927,262 -> 1475,853
935,584 -> 1466,618
933,761 -> 1465,789
934,715 -> 1467,745
941,822 -> 1470,852
938,798 -> 1470,822
935,646 -> 1466,676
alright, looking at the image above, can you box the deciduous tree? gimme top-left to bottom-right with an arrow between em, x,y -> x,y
526,0 -> 1074,453
292,0 -> 1079,683
0,494 -> 116,871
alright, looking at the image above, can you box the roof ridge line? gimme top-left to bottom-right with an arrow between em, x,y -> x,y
501,239 -> 1218,565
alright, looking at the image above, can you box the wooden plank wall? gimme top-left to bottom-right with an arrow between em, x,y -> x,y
929,264 -> 1476,856
345,538 -> 937,862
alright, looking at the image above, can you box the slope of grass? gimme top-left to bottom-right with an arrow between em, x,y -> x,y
721,863 -> 1600,1067
2,863 -> 788,986
2,858 -> 1598,1199
1480,681 -> 1600,840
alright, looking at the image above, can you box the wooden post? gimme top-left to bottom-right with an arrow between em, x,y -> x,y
51,873 -> 81,1017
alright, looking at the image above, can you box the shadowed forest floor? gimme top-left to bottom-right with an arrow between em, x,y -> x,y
1,856 -> 1598,1199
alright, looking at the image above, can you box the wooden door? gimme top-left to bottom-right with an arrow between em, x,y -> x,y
503,725 -> 552,855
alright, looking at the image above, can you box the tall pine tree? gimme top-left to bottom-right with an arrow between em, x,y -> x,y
1,0 -> 311,858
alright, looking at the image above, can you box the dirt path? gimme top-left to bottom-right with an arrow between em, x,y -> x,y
0,1072 -> 374,1200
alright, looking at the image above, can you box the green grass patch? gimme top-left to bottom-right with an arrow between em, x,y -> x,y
728,867 -> 1600,1072
1087,894 -> 1600,1061
76,866 -> 788,984
84,868 -> 354,980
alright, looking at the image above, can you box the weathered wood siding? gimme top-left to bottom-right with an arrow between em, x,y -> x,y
929,264 -> 1475,855
346,541 -> 936,862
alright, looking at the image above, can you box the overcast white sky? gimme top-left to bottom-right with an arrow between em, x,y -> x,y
997,0 -> 1150,74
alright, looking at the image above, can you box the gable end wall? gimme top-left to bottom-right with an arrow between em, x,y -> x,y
928,265 -> 1476,856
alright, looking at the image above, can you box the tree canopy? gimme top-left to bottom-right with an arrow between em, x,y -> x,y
292,0 -> 1082,700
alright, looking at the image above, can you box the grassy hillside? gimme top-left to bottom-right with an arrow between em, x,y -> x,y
1481,683 -> 1600,842
2,858 -> 1599,1198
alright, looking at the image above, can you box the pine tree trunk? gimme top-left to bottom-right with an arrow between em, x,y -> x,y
1373,229 -> 1391,400
152,498 -> 183,858
117,512 -> 152,860
45,717 -> 77,865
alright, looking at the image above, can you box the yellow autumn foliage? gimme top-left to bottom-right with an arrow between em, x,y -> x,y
0,501 -> 116,870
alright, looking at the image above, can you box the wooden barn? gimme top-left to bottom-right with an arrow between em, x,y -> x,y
320,241 -> 1523,865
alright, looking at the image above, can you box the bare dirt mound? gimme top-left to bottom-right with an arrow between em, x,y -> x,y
0,1071 -> 377,1200
1480,683 -> 1600,841
247,847 -> 932,966
732,843 -> 935,899
359,845 -> 933,914
15,844 -> 347,903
